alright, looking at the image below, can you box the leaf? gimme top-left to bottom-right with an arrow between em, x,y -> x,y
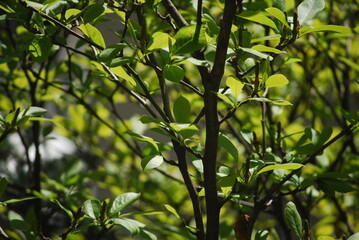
300,25 -> 355,36
110,218 -> 144,235
109,192 -> 141,217
219,133 -> 239,161
297,0 -> 325,25
141,155 -> 164,170
78,23 -> 106,49
173,95 -> 191,123
249,98 -> 292,106
318,237 -> 336,240
241,47 -> 273,60
83,199 -> 101,220
217,93 -> 235,107
192,160 -> 204,173
0,177 -> 8,197
348,233 -> 359,240
24,106 -> 47,117
265,7 -> 290,28
172,25 -> 207,55
29,34 -> 53,62
53,199 -> 74,220
107,57 -> 134,67
64,8 -> 82,22
98,43 -> 128,62
266,74 -> 289,87
83,3 -> 105,24
239,11 -> 278,31
126,132 -> 159,152
257,163 -> 303,175
284,201 -> 303,238
251,44 -> 283,54
170,123 -> 199,139
164,204 -> 181,219
273,0 -> 286,11
146,32 -> 174,53
163,64 -> 184,82
110,66 -> 136,86
226,76 -> 244,99
317,178 -> 356,195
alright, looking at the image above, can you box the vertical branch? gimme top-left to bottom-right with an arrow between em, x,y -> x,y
202,0 -> 236,239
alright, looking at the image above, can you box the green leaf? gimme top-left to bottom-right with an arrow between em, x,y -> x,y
265,7 -> 290,28
252,44 -> 283,54
172,25 -> 207,55
0,177 -> 8,197
255,230 -> 270,240
98,43 -> 127,62
217,93 -> 235,107
170,123 -> 199,139
164,204 -> 181,219
192,160 -> 204,173
110,66 -> 136,86
300,25 -> 355,36
83,199 -> 101,220
297,0 -> 325,25
141,155 -> 164,170
29,34 -> 53,62
266,74 -> 289,87
78,23 -> 106,49
318,237 -> 336,240
273,0 -> 286,11
239,11 -> 278,31
110,192 -> 141,217
340,109 -> 359,125
146,32 -> 174,53
219,133 -> 239,161
53,199 -> 74,220
348,233 -> 359,240
64,8 -> 82,22
83,3 -> 105,24
126,132 -> 159,152
110,218 -> 144,235
249,98 -> 292,106
24,106 -> 47,117
284,201 -> 303,238
257,163 -> 303,175
107,57 -> 134,67
241,47 -> 273,60
226,76 -> 244,99
163,64 -> 184,82
173,95 -> 191,123
317,178 -> 356,195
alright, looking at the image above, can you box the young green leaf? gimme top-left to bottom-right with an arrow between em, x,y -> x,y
173,95 -> 191,123
300,25 -> 355,36
141,155 -> 164,170
252,44 -> 283,54
256,163 -> 303,175
265,7 -> 290,28
226,76 -> 244,99
297,0 -> 325,25
78,23 -> 106,49
163,65 -> 184,82
239,11 -> 279,31
164,204 -> 181,219
83,199 -> 101,220
265,74 -> 289,87
110,192 -> 141,217
146,32 -> 175,53
284,201 -> 303,238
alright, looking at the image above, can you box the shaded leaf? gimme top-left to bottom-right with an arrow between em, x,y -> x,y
29,34 -> 52,62
173,95 -> 191,123
219,133 -> 239,161
98,43 -> 127,62
172,25 -> 207,55
0,177 -> 8,197
284,201 -> 302,238
83,3 -> 105,24
163,65 -> 184,82
110,218 -> 144,235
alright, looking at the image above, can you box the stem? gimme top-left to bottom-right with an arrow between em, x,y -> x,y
202,1 -> 236,239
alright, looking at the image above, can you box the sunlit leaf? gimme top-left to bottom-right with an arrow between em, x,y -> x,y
110,192 -> 141,217
226,76 -> 244,99
78,23 -> 106,49
347,233 -> 359,240
257,163 -> 303,175
251,44 -> 283,54
141,155 -> 164,170
300,25 -> 355,35
146,32 -> 175,53
265,7 -> 290,28
266,74 -> 289,87
164,204 -> 181,219
239,11 -> 278,31
83,200 -> 101,220
109,218 -> 144,235
297,0 -> 325,25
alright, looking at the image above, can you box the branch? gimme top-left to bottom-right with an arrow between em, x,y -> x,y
161,0 -> 188,28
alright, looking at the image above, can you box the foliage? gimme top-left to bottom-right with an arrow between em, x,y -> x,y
0,0 -> 358,239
